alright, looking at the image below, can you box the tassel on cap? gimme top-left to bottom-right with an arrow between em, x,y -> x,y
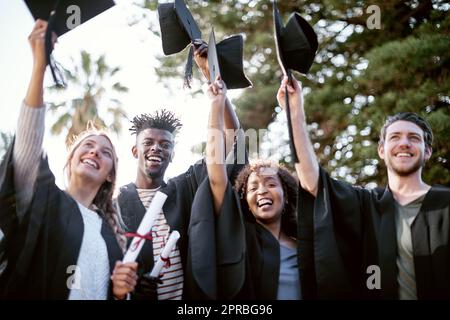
183,45 -> 194,89
45,1 -> 66,88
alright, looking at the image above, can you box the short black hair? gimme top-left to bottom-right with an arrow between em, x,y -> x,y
379,112 -> 433,150
129,109 -> 182,137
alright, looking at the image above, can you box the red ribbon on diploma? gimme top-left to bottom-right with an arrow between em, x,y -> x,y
125,232 -> 153,252
160,255 -> 171,268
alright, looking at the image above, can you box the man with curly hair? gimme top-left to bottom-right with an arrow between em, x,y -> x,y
116,109 -> 183,301
115,43 -> 245,300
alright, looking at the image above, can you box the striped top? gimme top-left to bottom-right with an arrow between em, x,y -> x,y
136,188 -> 184,300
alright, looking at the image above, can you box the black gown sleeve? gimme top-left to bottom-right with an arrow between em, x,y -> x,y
0,140 -> 78,298
188,169 -> 246,299
0,140 -> 17,249
186,138 -> 248,299
298,166 -> 367,298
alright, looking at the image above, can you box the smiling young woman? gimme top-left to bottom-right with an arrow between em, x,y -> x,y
234,161 -> 298,247
197,78 -> 302,300
0,20 -> 136,300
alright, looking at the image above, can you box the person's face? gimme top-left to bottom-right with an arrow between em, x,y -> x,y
246,170 -> 285,225
70,135 -> 115,186
378,120 -> 432,177
132,128 -> 174,180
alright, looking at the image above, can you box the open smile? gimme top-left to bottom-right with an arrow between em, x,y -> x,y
81,158 -> 99,169
395,152 -> 413,158
257,198 -> 273,209
145,154 -> 164,166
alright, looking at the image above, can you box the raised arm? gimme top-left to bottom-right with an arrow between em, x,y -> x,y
205,78 -> 228,215
24,20 -> 48,108
277,76 -> 319,196
13,20 -> 56,218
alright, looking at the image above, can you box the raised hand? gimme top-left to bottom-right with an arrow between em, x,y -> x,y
276,75 -> 304,114
25,20 -> 57,108
27,19 -> 57,72
206,77 -> 227,109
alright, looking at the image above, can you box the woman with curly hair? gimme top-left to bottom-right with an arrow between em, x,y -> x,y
198,77 -> 301,300
0,20 -> 136,299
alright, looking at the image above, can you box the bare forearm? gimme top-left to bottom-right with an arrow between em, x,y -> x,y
206,104 -> 228,215
291,108 -> 319,196
224,98 -> 239,130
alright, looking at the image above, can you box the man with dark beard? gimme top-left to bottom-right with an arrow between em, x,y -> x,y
277,76 -> 450,300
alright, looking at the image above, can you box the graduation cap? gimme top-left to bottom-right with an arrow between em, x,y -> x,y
207,28 -> 252,90
273,0 -> 318,163
24,0 -> 115,87
158,0 -> 202,88
158,1 -> 251,89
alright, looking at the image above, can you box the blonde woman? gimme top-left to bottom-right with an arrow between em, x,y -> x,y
0,20 -> 136,299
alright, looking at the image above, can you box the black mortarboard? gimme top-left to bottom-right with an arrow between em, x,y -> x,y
273,1 -> 318,76
207,28 -> 252,90
158,0 -> 202,55
24,0 -> 115,87
158,0 -> 202,88
273,0 -> 318,163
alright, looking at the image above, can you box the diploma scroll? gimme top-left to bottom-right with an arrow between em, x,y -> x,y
150,230 -> 181,278
122,191 -> 168,263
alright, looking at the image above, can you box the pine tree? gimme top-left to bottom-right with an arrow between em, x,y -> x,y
140,0 -> 449,186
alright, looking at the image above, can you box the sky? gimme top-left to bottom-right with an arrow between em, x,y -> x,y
0,0 -> 247,190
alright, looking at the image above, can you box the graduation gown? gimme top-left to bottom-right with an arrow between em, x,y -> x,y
117,160 -> 245,299
0,142 -> 123,299
298,167 -> 450,299
190,179 -> 305,300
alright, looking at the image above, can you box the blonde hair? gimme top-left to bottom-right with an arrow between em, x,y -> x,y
65,126 -> 127,252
